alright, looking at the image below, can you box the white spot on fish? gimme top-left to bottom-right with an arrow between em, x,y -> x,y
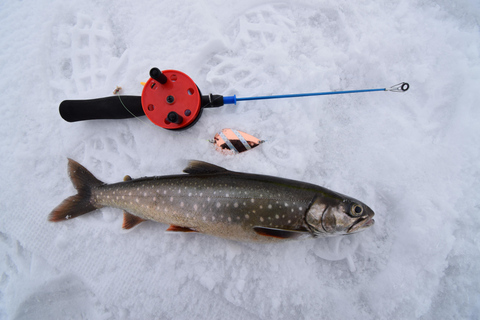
251,198 -> 255,203
234,202 -> 239,208
188,193 -> 192,196
275,214 -> 279,219
207,197 -> 211,202
216,202 -> 221,208
285,203 -> 289,207
268,204 -> 272,209
288,220 -> 291,223
178,189 -> 181,194
143,192 -> 147,197
153,197 -> 156,202
260,205 -> 263,209
129,192 -> 132,196
245,214 -> 250,219
122,196 -> 125,200
194,204 -> 198,211
237,216 -> 240,220
200,192 -> 203,196
226,193 -> 229,197
180,202 -> 184,207
170,197 -> 173,202
299,207 -> 303,211
203,216 -> 207,221
163,190 -> 167,195
212,216 -> 215,221
260,217 -> 264,222
228,217 -> 231,222
135,198 -> 139,203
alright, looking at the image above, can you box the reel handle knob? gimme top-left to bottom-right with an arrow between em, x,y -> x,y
149,68 -> 168,84
166,111 -> 183,124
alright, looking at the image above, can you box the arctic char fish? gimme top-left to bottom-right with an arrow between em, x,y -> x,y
49,159 -> 375,242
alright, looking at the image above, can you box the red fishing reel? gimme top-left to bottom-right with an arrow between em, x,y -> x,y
142,68 -> 202,130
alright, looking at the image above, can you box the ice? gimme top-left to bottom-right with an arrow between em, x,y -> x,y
1,0 -> 480,319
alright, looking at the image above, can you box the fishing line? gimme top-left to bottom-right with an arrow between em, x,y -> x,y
116,93 -> 156,128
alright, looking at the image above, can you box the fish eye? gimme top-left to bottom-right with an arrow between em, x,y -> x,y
351,204 -> 363,216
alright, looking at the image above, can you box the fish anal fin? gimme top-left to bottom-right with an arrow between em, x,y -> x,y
166,225 -> 198,233
253,226 -> 308,239
183,161 -> 228,175
122,212 -> 146,229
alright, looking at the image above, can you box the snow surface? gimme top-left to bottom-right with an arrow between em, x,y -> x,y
1,0 -> 480,319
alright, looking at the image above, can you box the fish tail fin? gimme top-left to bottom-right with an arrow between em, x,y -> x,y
49,158 -> 105,222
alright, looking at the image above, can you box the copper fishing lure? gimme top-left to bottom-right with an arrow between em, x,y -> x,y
210,129 -> 264,155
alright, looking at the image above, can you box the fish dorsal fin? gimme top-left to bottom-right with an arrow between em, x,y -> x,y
253,226 -> 309,239
166,225 -> 198,233
122,212 -> 146,229
183,160 -> 228,174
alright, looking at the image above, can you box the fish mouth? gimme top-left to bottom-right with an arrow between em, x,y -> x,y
347,216 -> 375,234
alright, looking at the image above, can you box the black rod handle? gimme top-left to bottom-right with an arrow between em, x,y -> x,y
59,96 -> 145,122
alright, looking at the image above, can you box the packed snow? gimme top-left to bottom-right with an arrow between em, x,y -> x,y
1,0 -> 479,319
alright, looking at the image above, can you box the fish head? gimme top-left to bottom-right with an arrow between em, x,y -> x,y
305,196 -> 375,236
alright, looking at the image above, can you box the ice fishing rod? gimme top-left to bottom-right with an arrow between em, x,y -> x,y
59,67 -> 409,130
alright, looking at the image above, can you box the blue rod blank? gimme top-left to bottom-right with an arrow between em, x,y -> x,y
223,88 -> 386,105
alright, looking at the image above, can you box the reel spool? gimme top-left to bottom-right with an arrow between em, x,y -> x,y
142,68 -> 202,130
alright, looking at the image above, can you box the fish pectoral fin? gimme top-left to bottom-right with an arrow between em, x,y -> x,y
183,160 -> 228,175
253,227 -> 309,239
122,212 -> 146,229
166,225 -> 198,233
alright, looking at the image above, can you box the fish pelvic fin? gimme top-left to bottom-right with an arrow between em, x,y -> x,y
183,160 -> 228,175
48,158 -> 105,222
122,212 -> 146,229
166,225 -> 198,233
253,226 -> 309,240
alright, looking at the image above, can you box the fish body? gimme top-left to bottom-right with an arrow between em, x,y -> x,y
49,159 -> 375,242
